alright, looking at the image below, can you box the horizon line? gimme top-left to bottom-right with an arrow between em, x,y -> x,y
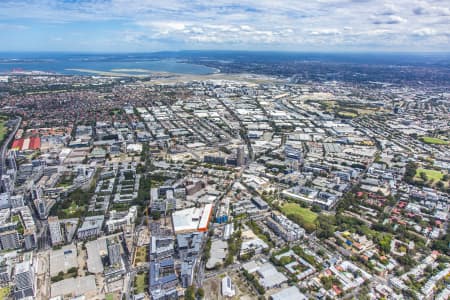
0,49 -> 450,55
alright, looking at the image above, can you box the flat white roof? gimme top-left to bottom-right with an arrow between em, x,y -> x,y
172,207 -> 201,233
51,275 -> 96,298
271,286 -> 307,300
50,244 -> 78,276
257,262 -> 288,289
198,203 -> 213,229
172,204 -> 213,233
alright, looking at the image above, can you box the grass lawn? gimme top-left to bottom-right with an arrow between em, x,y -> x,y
105,294 -> 114,300
109,108 -> 122,115
57,175 -> 74,187
134,246 -> 148,264
420,136 -> 449,145
337,111 -> 358,118
0,287 -> 10,300
134,273 -> 147,294
415,168 -> 444,181
0,119 -> 7,142
281,203 -> 318,225
63,202 -> 84,216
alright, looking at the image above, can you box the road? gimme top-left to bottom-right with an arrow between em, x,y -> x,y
37,221 -> 51,250
195,169 -> 242,287
0,116 -> 21,177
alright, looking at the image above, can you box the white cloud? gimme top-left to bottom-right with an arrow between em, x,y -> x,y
0,0 -> 448,51
412,27 -> 437,37
310,29 -> 341,36
413,3 -> 450,16
371,15 -> 407,25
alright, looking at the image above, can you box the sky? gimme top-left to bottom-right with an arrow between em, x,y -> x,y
0,0 -> 449,52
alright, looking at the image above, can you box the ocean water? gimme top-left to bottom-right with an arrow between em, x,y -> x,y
0,53 -> 217,75
1,51 -> 448,76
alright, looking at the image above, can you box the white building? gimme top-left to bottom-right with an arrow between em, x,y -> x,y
105,206 -> 137,233
221,276 -> 235,297
271,286 -> 307,300
172,204 -> 213,234
257,263 -> 287,290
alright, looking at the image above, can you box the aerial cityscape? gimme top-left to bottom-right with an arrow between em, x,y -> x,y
0,1 -> 449,300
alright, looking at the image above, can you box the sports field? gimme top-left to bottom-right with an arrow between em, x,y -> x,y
281,203 -> 318,225
420,136 -> 449,145
415,168 -> 444,181
0,119 -> 7,141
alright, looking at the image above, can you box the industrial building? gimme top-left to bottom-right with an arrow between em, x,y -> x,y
172,204 -> 213,234
270,286 -> 307,300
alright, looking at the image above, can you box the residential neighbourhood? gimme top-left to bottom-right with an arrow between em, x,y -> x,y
0,66 -> 448,300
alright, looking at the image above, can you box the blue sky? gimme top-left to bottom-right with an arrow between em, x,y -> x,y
0,0 -> 449,52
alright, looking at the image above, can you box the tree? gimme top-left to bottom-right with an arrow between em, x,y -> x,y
420,171 -> 428,182
386,195 -> 396,206
320,276 -> 333,290
196,288 -> 205,299
404,162 -> 417,183
403,289 -> 419,300
432,233 -> 450,256
151,211 -> 161,220
375,233 -> 392,254
397,254 -> 416,268
316,214 -> 335,239
311,204 -> 322,213
359,286 -> 371,300
224,254 -> 234,266
185,285 -> 195,300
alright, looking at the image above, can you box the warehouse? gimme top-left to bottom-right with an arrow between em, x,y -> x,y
172,204 -> 213,234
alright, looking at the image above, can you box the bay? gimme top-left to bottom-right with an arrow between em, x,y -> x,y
0,53 -> 217,75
